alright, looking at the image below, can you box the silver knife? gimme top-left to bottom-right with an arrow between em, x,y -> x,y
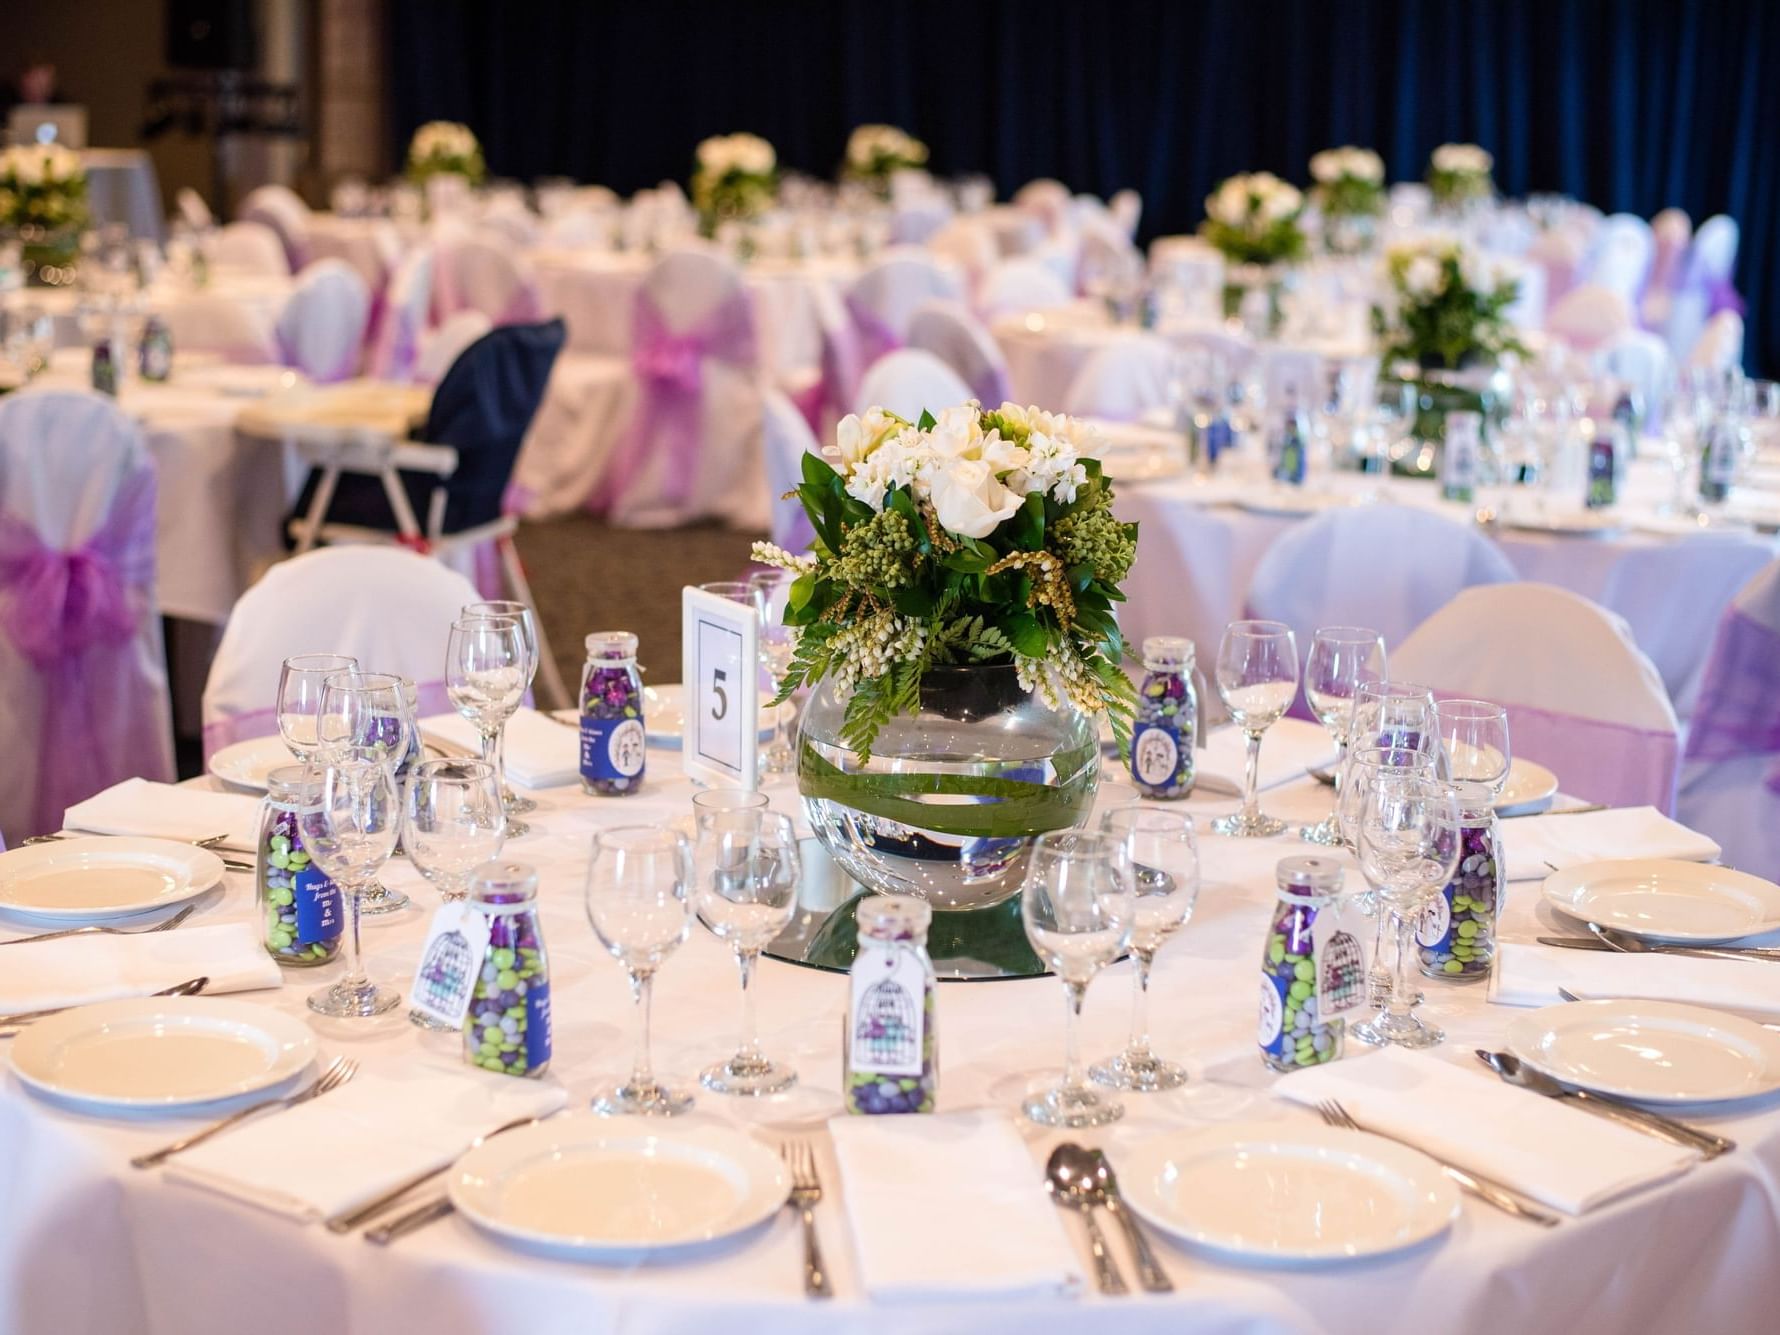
365,1194 -> 455,1245
1536,935 -> 1615,952
1474,1050 -> 1734,1158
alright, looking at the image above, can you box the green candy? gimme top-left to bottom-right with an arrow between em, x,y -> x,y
1268,941 -> 1286,964
1457,921 -> 1478,939
1293,960 -> 1315,982
491,947 -> 516,971
1289,979 -> 1311,1001
1443,960 -> 1464,974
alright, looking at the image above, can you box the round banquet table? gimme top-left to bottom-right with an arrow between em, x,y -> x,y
5,745 -> 1779,1335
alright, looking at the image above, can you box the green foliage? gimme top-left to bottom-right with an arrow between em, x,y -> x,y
1374,248 -> 1527,371
1313,176 -> 1385,219
1200,216 -> 1308,267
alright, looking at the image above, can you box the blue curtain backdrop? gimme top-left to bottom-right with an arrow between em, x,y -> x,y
388,0 -> 1780,373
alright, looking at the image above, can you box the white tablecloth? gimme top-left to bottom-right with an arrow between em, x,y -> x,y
5,748 -> 1777,1334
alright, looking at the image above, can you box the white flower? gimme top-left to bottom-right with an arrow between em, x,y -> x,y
847,124 -> 927,169
1313,146 -> 1384,184
1206,172 -> 1302,228
409,121 -> 478,165
926,457 -> 1024,539
697,133 -> 776,177
828,407 -> 901,471
1404,254 -> 1443,297
1432,143 -> 1492,175
1258,180 -> 1303,223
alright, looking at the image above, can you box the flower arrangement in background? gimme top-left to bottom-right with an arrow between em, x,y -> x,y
1427,143 -> 1493,210
1373,239 -> 1524,370
691,132 -> 777,234
752,402 -> 1138,758
843,124 -> 929,195
1309,146 -> 1386,218
406,121 -> 486,186
1198,172 -> 1308,267
0,142 -> 88,238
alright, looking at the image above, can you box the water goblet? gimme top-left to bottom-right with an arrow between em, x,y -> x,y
300,758 -> 404,1018
1434,698 -> 1511,794
585,826 -> 695,1116
694,807 -> 801,1094
404,758 -> 506,903
318,669 -> 419,914
277,653 -> 358,761
1346,679 -> 1438,765
1298,626 -> 1386,844
1089,806 -> 1199,1091
464,600 -> 543,816
446,614 -> 530,837
1210,620 -> 1300,837
1020,830 -> 1136,1128
748,570 -> 799,776
1339,743 -> 1438,1012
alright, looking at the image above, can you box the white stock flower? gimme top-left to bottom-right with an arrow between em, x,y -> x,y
828,407 -> 900,471
926,457 -> 1024,539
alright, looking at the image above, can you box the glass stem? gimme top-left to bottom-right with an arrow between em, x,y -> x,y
736,947 -> 762,1061
339,879 -> 367,993
1368,901 -> 1394,1009
1241,729 -> 1263,823
1388,904 -> 1420,1024
1062,979 -> 1087,1097
1128,949 -> 1154,1057
494,726 -> 511,797
629,969 -> 656,1089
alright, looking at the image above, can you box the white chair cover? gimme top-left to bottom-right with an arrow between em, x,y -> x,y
923,218 -> 1000,289
433,235 -> 544,326
905,301 -> 1010,408
1583,214 -> 1655,305
1687,311 -> 1744,370
1527,226 -> 1587,305
1639,208 -> 1692,331
976,259 -> 1072,320
159,293 -> 279,364
275,259 -> 371,383
1544,283 -> 1634,352
1392,583 -> 1680,812
207,221 -> 289,276
416,311 -> 493,386
367,247 -> 434,382
1245,505 -> 1517,656
201,546 -> 480,757
1109,189 -> 1142,238
175,187 -> 213,230
0,390 -> 175,841
855,349 -> 972,420
762,387 -> 819,553
1665,214 -> 1740,364
239,183 -> 311,270
1076,220 -> 1143,297
1060,336 -> 1174,420
845,250 -> 965,359
1012,179 -> 1073,233
1594,329 -> 1675,429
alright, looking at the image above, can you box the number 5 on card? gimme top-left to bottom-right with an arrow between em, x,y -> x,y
680,585 -> 759,790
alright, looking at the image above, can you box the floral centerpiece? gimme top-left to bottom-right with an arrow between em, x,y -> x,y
1426,143 -> 1493,211
0,143 -> 88,284
405,121 -> 486,187
843,124 -> 929,196
1199,172 -> 1307,329
691,132 -> 777,236
1309,146 -> 1385,254
752,402 -> 1136,911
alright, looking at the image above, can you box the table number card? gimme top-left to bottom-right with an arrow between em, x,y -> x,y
408,901 -> 492,1030
681,585 -> 759,790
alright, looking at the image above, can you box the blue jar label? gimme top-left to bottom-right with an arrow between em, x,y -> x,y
580,716 -> 646,781
1205,416 -> 1232,462
1271,424 -> 1306,485
525,980 -> 553,1069
1131,723 -> 1183,788
292,865 -> 343,945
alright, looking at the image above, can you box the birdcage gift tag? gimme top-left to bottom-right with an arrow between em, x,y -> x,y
849,941 -> 927,1079
409,901 -> 494,1029
1310,893 -> 1368,1023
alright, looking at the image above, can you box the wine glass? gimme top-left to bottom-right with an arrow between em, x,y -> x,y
694,806 -> 801,1094
1210,620 -> 1300,837
464,600 -> 541,816
1019,830 -> 1136,1128
1347,679 -> 1438,763
404,758 -> 505,902
300,758 -> 403,1018
446,614 -> 530,837
1299,626 -> 1386,845
584,826 -> 695,1116
277,653 -> 357,761
748,569 -> 798,776
1350,771 -> 1461,1049
1089,806 -> 1199,1091
317,670 -> 418,914
1339,743 -> 1437,1013
1434,698 -> 1511,793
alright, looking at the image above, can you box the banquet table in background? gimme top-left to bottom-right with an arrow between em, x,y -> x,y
5,745 -> 1779,1335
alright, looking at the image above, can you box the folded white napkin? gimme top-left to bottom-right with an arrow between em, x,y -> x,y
0,923 -> 281,1012
63,778 -> 260,853
421,709 -> 580,790
1489,942 -> 1780,1020
1274,1048 -> 1695,1214
1504,807 -> 1720,881
1199,719 -> 1337,794
827,1111 -> 1082,1300
165,1067 -> 570,1221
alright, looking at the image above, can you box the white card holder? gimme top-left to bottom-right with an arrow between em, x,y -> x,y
680,585 -> 760,790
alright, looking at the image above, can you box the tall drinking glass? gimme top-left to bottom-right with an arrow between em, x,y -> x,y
748,570 -> 798,776
317,669 -> 418,914
1299,626 -> 1386,845
300,759 -> 403,1018
1340,744 -> 1437,1014
446,614 -> 530,837
1210,620 -> 1300,837
464,599 -> 542,816
404,758 -> 506,902
277,653 -> 357,761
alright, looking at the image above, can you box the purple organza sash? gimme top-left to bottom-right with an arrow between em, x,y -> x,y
1684,608 -> 1780,794
0,468 -> 159,834
844,292 -> 903,368
593,287 -> 756,513
1705,276 -> 1745,317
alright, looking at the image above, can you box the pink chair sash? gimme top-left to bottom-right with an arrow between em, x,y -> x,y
844,292 -> 903,368
1684,608 -> 1780,794
0,468 -> 161,834
591,287 -> 756,513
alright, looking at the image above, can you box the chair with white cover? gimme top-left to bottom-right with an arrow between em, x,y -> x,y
1677,558 -> 1780,874
1583,214 -> 1654,306
1665,214 -> 1740,365
275,259 -> 371,382
1543,283 -> 1633,353
855,349 -> 971,420
239,183 -> 312,270
367,247 -> 434,382
906,300 -> 1010,407
1594,328 -> 1675,429
762,387 -> 819,554
1392,583 -> 1680,812
1526,226 -> 1587,306
1012,179 -> 1073,234
1109,189 -> 1142,238
1060,336 -> 1174,421
175,186 -> 213,230
976,259 -> 1072,320
201,547 -> 480,757
1639,208 -> 1691,331
0,389 -> 174,840
924,218 -> 1000,289
1687,311 -> 1744,371
1246,506 -> 1517,658
433,234 -> 545,326
207,220 -> 289,276
159,293 -> 280,364
844,250 -> 965,367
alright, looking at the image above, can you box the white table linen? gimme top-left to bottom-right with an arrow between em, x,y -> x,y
0,923 -> 281,1009
1499,806 -> 1721,880
1489,943 -> 1780,1018
62,778 -> 261,851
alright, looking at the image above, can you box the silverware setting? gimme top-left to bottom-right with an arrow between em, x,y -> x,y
131,1055 -> 358,1169
1507,803 -> 1608,819
365,1192 -> 455,1245
781,1138 -> 833,1298
1587,921 -> 1780,964
1047,1143 -> 1171,1293
1557,984 -> 1780,1032
20,830 -> 252,871
1474,1050 -> 1734,1158
1044,1144 -> 1127,1294
0,975 -> 208,1036
327,1114 -> 542,1234
1,903 -> 198,947
1312,1099 -> 1560,1227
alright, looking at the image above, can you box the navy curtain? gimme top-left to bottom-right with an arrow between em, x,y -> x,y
388,0 -> 1780,374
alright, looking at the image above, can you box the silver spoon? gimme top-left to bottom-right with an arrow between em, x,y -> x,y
1072,1145 -> 1173,1292
1043,1144 -> 1127,1295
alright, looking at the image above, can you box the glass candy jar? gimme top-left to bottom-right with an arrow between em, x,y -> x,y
463,862 -> 553,1078
1129,636 -> 1200,798
579,631 -> 646,796
256,766 -> 344,966
845,896 -> 938,1114
1259,856 -> 1351,1072
1418,783 -> 1503,979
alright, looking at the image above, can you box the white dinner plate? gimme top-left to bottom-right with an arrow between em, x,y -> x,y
208,735 -> 297,793
0,838 -> 225,922
1542,859 -> 1780,943
1116,1124 -> 1459,1265
1507,999 -> 1780,1105
9,998 -> 317,1114
1495,509 -> 1621,536
1493,758 -> 1559,815
642,684 -> 783,750
449,1115 -> 789,1262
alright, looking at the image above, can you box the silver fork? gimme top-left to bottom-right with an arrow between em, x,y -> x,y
780,1139 -> 833,1298
1,903 -> 198,947
1315,1099 -> 1560,1227
0,976 -> 208,1034
131,1056 -> 358,1169
23,832 -> 232,849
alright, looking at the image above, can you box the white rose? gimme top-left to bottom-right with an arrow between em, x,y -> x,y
1348,148 -> 1384,183
926,458 -> 1024,539
829,407 -> 899,470
1209,176 -> 1249,225
1404,254 -> 1443,297
1259,181 -> 1302,222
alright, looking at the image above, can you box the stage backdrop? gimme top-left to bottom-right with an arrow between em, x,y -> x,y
388,0 -> 1780,375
